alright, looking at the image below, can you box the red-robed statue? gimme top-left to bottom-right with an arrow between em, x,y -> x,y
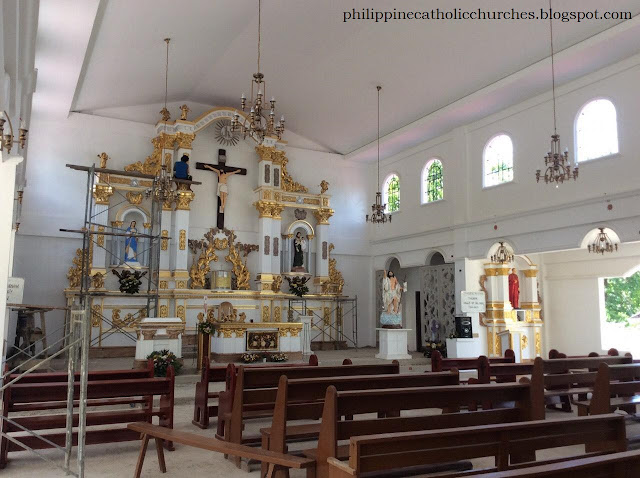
508,268 -> 520,309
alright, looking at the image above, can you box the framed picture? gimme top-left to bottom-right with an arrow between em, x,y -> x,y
246,331 -> 279,351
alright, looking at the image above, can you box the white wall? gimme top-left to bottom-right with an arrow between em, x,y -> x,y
541,242 -> 640,357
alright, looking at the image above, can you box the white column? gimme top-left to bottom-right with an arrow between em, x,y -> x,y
91,203 -> 109,273
315,225 -> 329,278
271,208 -> 282,276
159,201 -> 173,272
171,183 -> 194,289
0,154 -> 23,353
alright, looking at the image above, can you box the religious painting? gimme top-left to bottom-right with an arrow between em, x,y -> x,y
246,331 -> 278,351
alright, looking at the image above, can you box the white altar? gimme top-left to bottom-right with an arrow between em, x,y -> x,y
210,322 -> 303,361
134,317 -> 184,368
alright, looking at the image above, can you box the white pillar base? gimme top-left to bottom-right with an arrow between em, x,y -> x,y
375,328 -> 412,360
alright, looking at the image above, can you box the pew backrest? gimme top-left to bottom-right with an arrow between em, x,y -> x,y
589,363 -> 640,415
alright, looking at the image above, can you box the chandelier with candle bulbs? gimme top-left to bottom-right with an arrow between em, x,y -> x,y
491,242 -> 514,264
536,0 -> 578,186
588,228 -> 618,255
366,86 -> 391,225
231,0 -> 285,142
0,111 -> 28,154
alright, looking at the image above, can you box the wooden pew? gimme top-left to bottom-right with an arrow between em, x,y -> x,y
578,363 -> 640,417
221,362 -> 400,441
548,348 -> 624,358
431,349 -> 515,383
527,355 -> 633,414
192,354 -> 320,429
467,450 -> 640,478
313,381 -> 541,478
128,422 -> 314,478
486,363 -> 534,384
327,414 -> 627,478
259,371 -> 460,474
0,366 -> 175,468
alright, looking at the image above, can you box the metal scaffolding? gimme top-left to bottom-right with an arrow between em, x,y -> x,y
288,296 -> 358,349
0,164 -> 164,477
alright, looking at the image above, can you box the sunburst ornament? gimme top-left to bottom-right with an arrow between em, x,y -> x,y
215,119 -> 239,147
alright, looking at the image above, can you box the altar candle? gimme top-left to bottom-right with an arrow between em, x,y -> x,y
203,296 -> 207,316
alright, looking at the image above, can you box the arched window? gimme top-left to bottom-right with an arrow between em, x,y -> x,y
576,99 -> 619,162
383,174 -> 400,213
422,159 -> 444,204
483,134 -> 514,188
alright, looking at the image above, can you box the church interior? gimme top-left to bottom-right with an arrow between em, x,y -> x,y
3,1 -> 640,476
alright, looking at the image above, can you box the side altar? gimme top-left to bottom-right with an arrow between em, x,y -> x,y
63,105 -> 354,361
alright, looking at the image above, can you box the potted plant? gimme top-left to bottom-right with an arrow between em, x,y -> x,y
147,349 -> 182,377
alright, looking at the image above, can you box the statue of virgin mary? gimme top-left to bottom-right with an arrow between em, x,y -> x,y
124,221 -> 140,266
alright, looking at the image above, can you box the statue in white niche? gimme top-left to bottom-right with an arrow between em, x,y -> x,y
380,270 -> 407,329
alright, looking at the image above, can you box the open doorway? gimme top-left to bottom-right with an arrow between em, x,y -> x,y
601,270 -> 640,357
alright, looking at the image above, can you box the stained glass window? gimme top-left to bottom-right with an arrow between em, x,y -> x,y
383,174 -> 400,213
422,159 -> 443,204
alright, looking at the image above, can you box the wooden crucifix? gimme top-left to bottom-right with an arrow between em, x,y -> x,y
196,149 -> 247,229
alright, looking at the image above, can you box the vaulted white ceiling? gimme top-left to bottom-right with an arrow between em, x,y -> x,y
35,0 -> 640,158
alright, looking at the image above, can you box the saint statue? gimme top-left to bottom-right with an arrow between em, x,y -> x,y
292,232 -> 306,272
203,164 -> 242,213
124,221 -> 139,264
380,270 -> 407,328
508,268 -> 520,309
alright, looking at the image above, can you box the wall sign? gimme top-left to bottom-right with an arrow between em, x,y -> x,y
461,291 -> 486,313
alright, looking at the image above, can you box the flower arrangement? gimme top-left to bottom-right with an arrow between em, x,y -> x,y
198,321 -> 215,335
240,353 -> 262,363
268,353 -> 288,363
423,341 -> 447,358
112,269 -> 147,294
285,275 -> 310,297
147,349 -> 182,377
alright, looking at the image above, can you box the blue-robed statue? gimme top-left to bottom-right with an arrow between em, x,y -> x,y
124,220 -> 138,263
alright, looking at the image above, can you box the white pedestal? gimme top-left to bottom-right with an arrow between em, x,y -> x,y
135,318 -> 184,365
300,317 -> 312,356
445,338 -> 483,359
375,328 -> 412,360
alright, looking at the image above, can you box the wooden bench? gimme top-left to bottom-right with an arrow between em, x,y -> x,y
548,348 -> 624,359
327,413 -> 627,477
192,354 -> 320,429
312,381 -> 541,478
0,366 -> 174,468
486,363 -> 534,383
432,350 -> 514,383
219,362 -> 399,438
467,450 -> 640,477
259,371 -> 460,474
577,363 -> 640,417
527,356 -> 633,414
128,422 -> 314,478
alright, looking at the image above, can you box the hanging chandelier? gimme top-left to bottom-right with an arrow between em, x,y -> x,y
366,86 -> 390,224
536,0 -> 578,187
588,228 -> 618,254
147,38 -> 176,204
231,0 -> 285,143
491,242 -> 514,264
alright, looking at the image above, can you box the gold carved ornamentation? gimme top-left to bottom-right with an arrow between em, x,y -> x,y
253,200 -> 275,218
177,305 -> 186,324
226,240 -> 250,290
323,307 -> 331,326
111,309 -> 121,328
521,335 -> 528,353
98,152 -> 109,168
263,190 -> 272,200
91,305 -> 102,327
126,191 -> 144,205
281,195 -> 297,202
523,269 -> 539,278
255,144 -> 284,164
159,281 -> 168,289
109,176 -> 153,187
321,244 -> 345,295
535,331 -> 542,356
307,234 -> 315,240
164,153 -> 172,168
312,208 -> 334,225
176,280 -> 187,289
320,180 -> 329,194
163,199 -> 174,211
67,248 -> 90,288
213,238 -> 229,250
190,242 -> 218,289
93,184 -> 113,205
289,327 -> 300,337
97,226 -> 105,247
91,272 -> 105,289
175,189 -> 195,210
175,132 -> 196,149
197,312 -> 204,322
222,329 -> 235,338
179,230 -> 186,250
280,155 -> 308,193
180,104 -> 190,121
274,306 -> 282,322
143,222 -> 151,229
322,197 -> 329,206
271,203 -> 285,220
271,275 -> 283,292
495,333 -> 502,356
125,133 -> 175,176
303,198 -> 320,206
159,305 -> 168,318
262,305 -> 270,322
161,230 -> 169,250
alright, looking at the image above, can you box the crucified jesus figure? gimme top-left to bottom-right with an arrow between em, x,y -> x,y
203,164 -> 241,213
